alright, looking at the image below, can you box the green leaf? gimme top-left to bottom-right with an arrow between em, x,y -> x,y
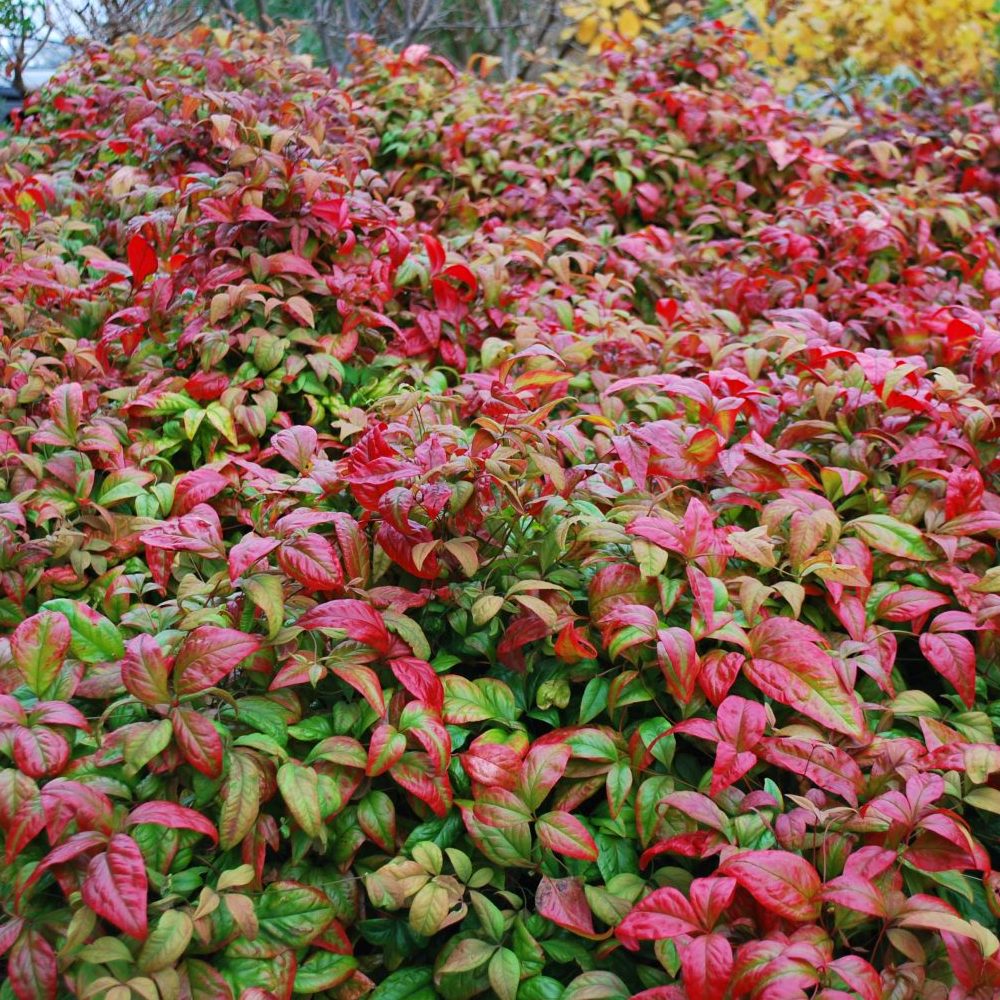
488,947 -> 521,1000
41,599 -> 123,663
358,790 -> 396,851
218,750 -> 262,849
243,574 -> 285,638
580,677 -> 609,725
849,515 -> 934,561
370,966 -> 436,1000
137,910 -> 194,973
438,937 -> 497,974
442,675 -> 518,725
277,762 -> 324,840
229,881 -> 334,958
293,952 -> 358,993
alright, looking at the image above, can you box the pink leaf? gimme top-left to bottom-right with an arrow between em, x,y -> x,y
919,631 -> 976,708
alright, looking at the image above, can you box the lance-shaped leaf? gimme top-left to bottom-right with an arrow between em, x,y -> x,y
398,701 -> 452,773
11,611 -> 70,697
849,514 -> 934,561
18,830 -> 108,903
41,599 -> 123,664
170,707 -> 224,777
517,743 -> 571,811
277,533 -> 344,591
229,533 -> 280,582
137,910 -> 195,974
128,801 -> 218,843
219,751 -> 261,849
391,752 -> 453,818
296,599 -> 390,653
682,933 -> 733,1000
535,876 -> 596,937
13,728 -> 69,778
390,656 -> 444,711
272,425 -> 319,471
128,233 -> 157,287
9,929 -> 57,1000
718,850 -> 821,922
615,886 -> 702,949
122,634 -> 172,706
657,627 -> 700,704
919,631 -> 976,709
277,762 -> 324,839
367,724 -> 407,776
82,834 -> 149,939
173,626 -> 263,695
536,811 -> 599,861
758,736 -> 863,806
745,618 -> 866,737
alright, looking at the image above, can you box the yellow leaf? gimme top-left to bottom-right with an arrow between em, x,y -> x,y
575,14 -> 600,44
618,7 -> 641,39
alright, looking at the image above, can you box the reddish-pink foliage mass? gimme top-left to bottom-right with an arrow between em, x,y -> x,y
2,19 -> 1000,1000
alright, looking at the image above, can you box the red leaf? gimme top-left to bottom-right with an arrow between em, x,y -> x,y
535,876 -> 596,937
128,233 -> 157,288
828,955 -> 881,1000
330,662 -> 386,716
536,810 -> 599,861
128,801 -> 218,843
875,586 -> 949,622
390,752 -> 453,817
13,727 -> 69,778
715,696 -> 766,749
170,467 -> 229,516
711,742 -> 757,795
946,467 -> 984,521
758,736 -> 863,806
18,830 -> 108,904
228,533 -> 280,582
82,834 -> 149,939
173,627 -> 263,695
746,618 -> 866,737
718,850 -> 821,922
170,706 -> 224,778
615,886 -> 701,949
122,634 -> 172,706
681,933 -> 733,1000
9,928 -> 57,1000
517,743 -> 571,810
11,610 -> 70,697
422,234 -> 446,275
657,627 -> 700,704
297,600 -> 390,654
461,742 -> 522,789
277,533 -> 344,592
366,724 -> 407,776
919,631 -> 976,708
822,877 -> 887,918
2,774 -> 45,864
389,656 -> 444,711
272,425 -> 319,471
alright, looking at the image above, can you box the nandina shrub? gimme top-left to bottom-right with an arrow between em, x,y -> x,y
3,19 -> 1000,1000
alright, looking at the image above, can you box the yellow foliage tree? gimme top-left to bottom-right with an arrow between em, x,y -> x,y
561,0 -> 665,53
744,0 -> 1000,89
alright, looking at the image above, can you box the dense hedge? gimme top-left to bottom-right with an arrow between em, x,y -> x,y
3,20 -> 1000,1000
